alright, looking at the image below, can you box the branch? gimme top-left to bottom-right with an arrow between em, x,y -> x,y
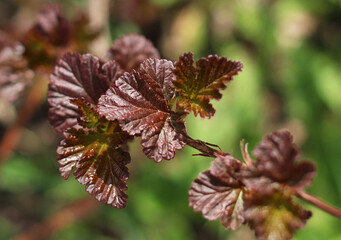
295,190 -> 341,218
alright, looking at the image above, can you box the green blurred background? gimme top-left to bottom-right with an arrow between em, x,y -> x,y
0,0 -> 341,239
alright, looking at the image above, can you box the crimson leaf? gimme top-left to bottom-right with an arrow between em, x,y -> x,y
189,154 -> 246,230
48,52 -> 124,134
244,188 -> 312,240
98,58 -> 185,162
173,52 -> 243,118
57,98 -> 131,208
107,34 -> 160,72
242,131 -> 316,193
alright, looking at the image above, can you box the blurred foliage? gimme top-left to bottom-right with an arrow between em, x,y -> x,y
0,0 -> 341,239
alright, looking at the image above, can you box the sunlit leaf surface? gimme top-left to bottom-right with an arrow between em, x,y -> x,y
98,58 -> 185,162
173,52 -> 243,118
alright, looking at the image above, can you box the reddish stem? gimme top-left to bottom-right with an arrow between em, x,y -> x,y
183,134 -> 221,158
295,190 -> 341,218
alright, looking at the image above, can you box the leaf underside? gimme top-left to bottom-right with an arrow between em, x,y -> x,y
48,52 -> 123,134
173,52 -> 243,118
57,98 -> 131,208
107,34 -> 160,72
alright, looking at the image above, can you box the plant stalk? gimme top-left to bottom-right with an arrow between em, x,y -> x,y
183,135 -> 221,158
295,190 -> 341,218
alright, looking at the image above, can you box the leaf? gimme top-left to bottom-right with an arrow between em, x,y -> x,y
48,52 -> 124,134
189,154 -> 246,230
173,52 -> 243,118
98,58 -> 185,162
107,34 -> 160,72
238,131 -> 314,239
57,98 -> 131,208
242,131 -> 316,193
0,35 -> 33,103
244,188 -> 312,240
30,4 -> 71,47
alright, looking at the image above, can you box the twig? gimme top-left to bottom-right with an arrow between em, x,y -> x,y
295,190 -> 341,218
183,134 -> 221,158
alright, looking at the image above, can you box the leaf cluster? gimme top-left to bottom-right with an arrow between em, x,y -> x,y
44,15 -> 331,239
48,33 -> 242,208
189,131 -> 315,240
2,3 -> 339,240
